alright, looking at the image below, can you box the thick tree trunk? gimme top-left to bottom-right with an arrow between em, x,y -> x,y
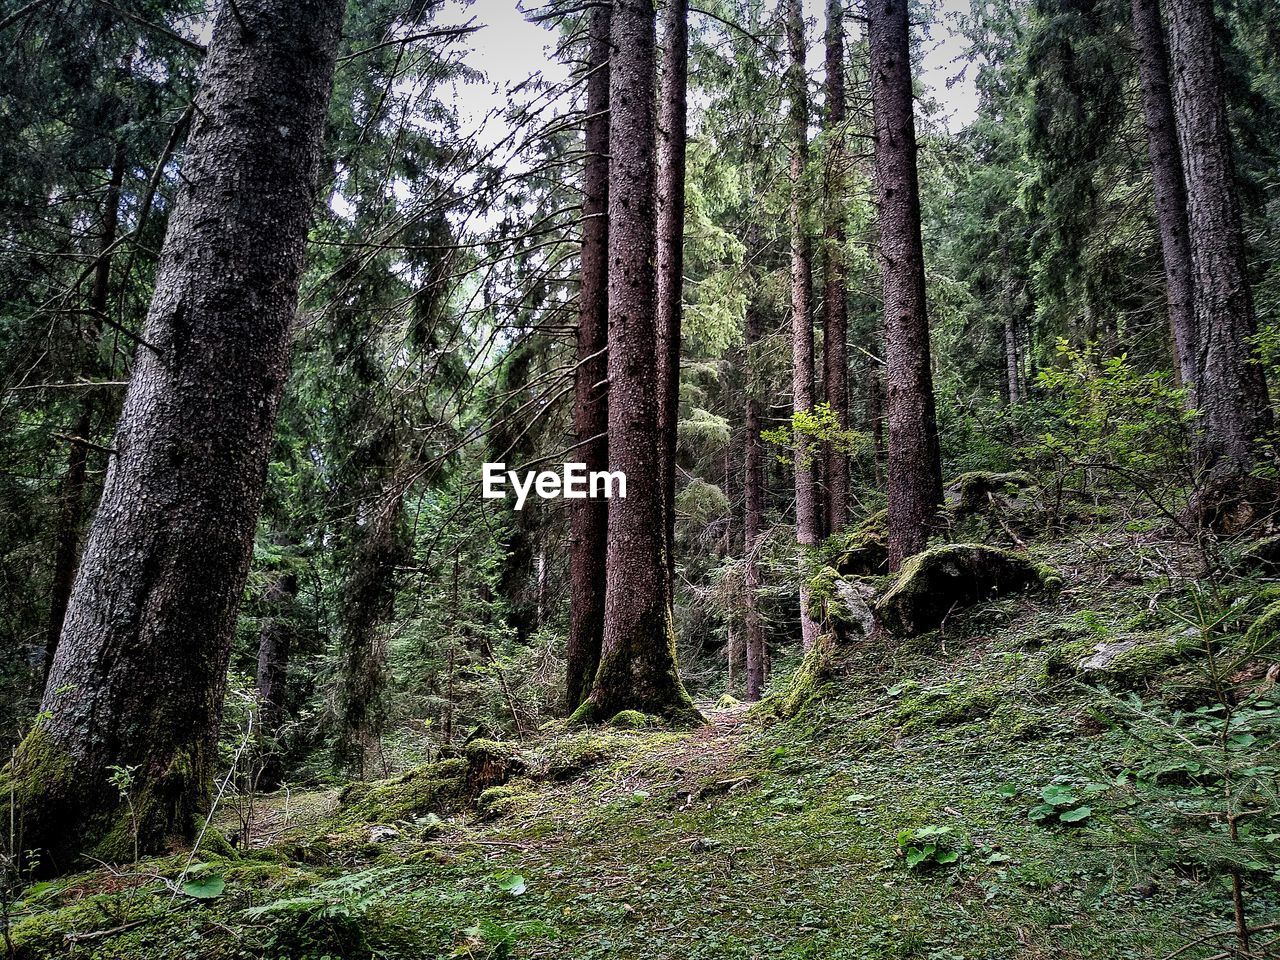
564,3 -> 612,713
1131,0 -> 1197,396
867,349 -> 886,484
1166,0 -> 1272,471
577,0 -> 697,724
868,0 -> 943,570
744,295 -> 767,701
44,140 -> 127,681
656,0 -> 688,603
822,0 -> 850,535
787,0 -> 822,651
5,0 -> 345,870
255,533 -> 298,791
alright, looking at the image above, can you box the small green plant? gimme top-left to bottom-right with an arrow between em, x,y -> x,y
1028,783 -> 1096,825
896,825 -> 960,870
106,763 -> 140,863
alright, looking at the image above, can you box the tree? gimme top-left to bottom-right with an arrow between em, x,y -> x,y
1130,0 -> 1197,395
786,0 -> 822,650
822,0 -> 850,534
657,0 -> 689,602
743,284 -> 768,701
867,0 -> 943,569
575,0 -> 697,724
255,532 -> 298,790
564,4 -> 613,712
2,0 -> 346,868
1166,0 -> 1273,470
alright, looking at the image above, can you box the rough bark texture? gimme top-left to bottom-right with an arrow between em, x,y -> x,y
656,0 -> 688,602
868,0 -> 943,570
334,496 -> 406,778
564,4 -> 612,713
744,291 -> 767,701
822,0 -> 850,535
1131,0 -> 1197,397
577,0 -> 697,725
5,0 -> 345,870
787,0 -> 822,652
1166,0 -> 1272,470
255,533 -> 298,790
44,140 -> 127,681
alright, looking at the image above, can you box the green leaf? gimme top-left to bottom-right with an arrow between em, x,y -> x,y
1040,784 -> 1077,807
1058,805 -> 1092,823
1028,803 -> 1055,822
181,875 -> 226,899
494,872 -> 527,896
935,850 -> 959,865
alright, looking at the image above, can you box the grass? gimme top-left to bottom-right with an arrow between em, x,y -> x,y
6,523 -> 1278,959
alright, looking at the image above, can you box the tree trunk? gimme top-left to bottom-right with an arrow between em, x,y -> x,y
5,0 -> 345,870
1004,285 -> 1022,405
1166,0 -> 1272,470
656,0 -> 688,603
868,0 -> 943,570
577,0 -> 697,725
787,0 -> 822,651
334,496 -> 406,778
564,3 -> 612,713
744,293 -> 767,701
255,533 -> 298,791
44,140 -> 127,682
822,0 -> 850,535
1131,0 -> 1197,397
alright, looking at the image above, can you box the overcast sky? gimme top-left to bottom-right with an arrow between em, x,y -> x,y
438,0 -> 980,136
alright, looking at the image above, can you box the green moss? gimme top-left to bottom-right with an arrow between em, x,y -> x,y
607,709 -> 652,729
775,631 -> 840,719
948,470 -> 1034,517
334,758 -> 468,825
1244,599 -> 1280,657
476,783 -> 531,820
876,543 -> 1049,637
715,694 -> 741,710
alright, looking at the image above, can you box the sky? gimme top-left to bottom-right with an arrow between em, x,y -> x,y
438,0 -> 981,136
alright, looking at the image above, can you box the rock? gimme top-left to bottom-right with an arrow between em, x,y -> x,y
1076,631 -> 1196,678
367,825 -> 400,843
607,709 -> 651,729
715,693 -> 741,710
875,543 -> 1053,637
946,471 -> 1035,520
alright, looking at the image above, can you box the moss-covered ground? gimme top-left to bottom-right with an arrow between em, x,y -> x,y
6,524 -> 1279,959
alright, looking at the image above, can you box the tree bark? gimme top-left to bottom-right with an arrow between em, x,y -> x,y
5,0 -> 345,870
786,0 -> 822,651
868,0 -> 943,570
255,532 -> 298,791
656,0 -> 688,603
822,0 -> 850,535
44,140 -> 127,682
1166,0 -> 1272,471
1131,0 -> 1197,397
564,2 -> 612,713
333,496 -> 405,778
1003,280 -> 1023,405
744,292 -> 767,701
577,0 -> 697,724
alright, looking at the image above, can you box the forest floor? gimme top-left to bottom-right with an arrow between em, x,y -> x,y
7,515 -> 1280,959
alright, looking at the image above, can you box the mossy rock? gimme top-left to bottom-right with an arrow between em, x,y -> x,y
607,709 -> 652,729
476,782 -> 531,820
715,694 -> 741,710
334,757 -> 468,825
1073,631 -> 1201,681
876,544 -> 1053,638
822,527 -> 889,577
946,471 -> 1035,519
